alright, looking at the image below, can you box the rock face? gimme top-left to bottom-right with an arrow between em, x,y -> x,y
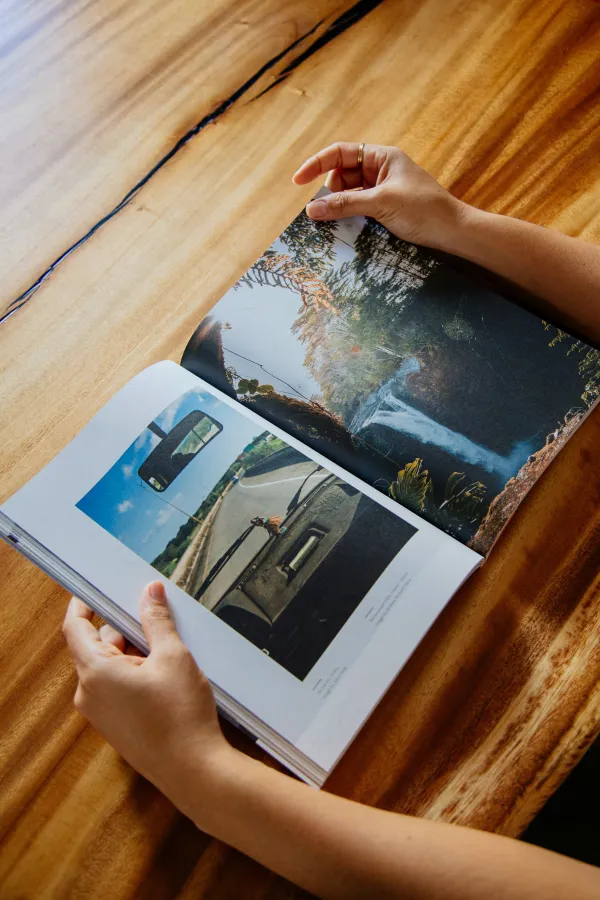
468,411 -> 586,556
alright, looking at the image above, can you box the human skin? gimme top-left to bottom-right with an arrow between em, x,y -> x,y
63,583 -> 600,900
293,141 -> 600,344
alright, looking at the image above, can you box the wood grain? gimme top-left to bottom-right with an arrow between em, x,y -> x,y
0,0 -> 345,307
0,0 -> 599,896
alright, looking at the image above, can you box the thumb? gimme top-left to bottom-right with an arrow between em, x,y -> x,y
306,187 -> 379,221
140,582 -> 181,653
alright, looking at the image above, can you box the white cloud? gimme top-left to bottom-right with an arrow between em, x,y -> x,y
155,507 -> 175,527
121,464 -> 134,478
117,500 -> 133,514
134,432 -> 150,452
134,430 -> 161,458
154,395 -> 186,434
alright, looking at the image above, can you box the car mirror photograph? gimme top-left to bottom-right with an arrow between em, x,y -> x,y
77,387 -> 417,680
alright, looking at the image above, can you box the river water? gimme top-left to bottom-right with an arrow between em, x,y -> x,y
350,357 -> 533,481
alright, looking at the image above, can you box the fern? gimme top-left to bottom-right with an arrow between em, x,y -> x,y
543,323 -> 600,406
389,458 -> 433,512
389,460 -> 489,536
439,472 -> 487,523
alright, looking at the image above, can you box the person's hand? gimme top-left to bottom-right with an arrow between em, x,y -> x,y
292,142 -> 470,252
62,581 -> 238,817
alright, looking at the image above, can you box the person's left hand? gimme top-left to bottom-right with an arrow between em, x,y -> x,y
63,582 -> 239,818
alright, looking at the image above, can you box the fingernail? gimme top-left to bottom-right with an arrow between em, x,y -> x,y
306,199 -> 326,218
147,582 -> 166,604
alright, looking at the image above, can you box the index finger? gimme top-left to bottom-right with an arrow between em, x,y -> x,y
63,597 -> 102,668
292,142 -> 363,185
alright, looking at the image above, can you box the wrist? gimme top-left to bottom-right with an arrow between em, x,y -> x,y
155,735 -> 247,826
434,201 -> 488,257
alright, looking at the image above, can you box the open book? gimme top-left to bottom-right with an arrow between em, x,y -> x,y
2,195 -> 597,787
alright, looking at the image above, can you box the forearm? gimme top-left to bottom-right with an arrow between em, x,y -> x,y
173,748 -> 599,900
443,206 -> 600,344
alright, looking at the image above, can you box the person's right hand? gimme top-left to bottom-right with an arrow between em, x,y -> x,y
292,142 -> 469,253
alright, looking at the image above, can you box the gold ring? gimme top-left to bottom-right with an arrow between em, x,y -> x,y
357,142 -> 365,166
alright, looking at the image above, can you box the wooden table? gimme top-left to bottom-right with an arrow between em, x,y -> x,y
1,0 -> 599,895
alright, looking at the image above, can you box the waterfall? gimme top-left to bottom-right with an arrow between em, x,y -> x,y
351,359 -> 532,480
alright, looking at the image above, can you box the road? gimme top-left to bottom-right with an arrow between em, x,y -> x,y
190,458 -> 329,610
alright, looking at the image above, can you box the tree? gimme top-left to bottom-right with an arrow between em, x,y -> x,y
544,324 -> 600,407
290,221 -> 443,417
238,211 -> 445,422
353,219 -> 437,289
237,250 -> 339,315
234,210 -> 341,314
279,210 -> 338,274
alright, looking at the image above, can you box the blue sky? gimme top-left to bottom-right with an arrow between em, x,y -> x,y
77,389 -> 262,563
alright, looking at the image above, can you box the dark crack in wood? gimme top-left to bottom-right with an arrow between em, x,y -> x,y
3,0 -> 386,323
2,19 -> 326,323
253,0 -> 385,99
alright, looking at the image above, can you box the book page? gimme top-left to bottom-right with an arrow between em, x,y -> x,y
2,362 -> 479,770
181,200 -> 599,555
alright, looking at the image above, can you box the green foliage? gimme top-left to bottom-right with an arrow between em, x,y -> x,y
352,219 -> 438,303
279,211 -> 338,274
232,375 -> 275,397
188,415 -> 215,441
151,517 -> 201,576
389,459 -> 489,537
439,472 -> 487,523
544,324 -> 600,407
240,434 -> 287,469
237,378 -> 259,395
162,558 -> 178,578
288,218 -> 444,417
389,458 -> 432,511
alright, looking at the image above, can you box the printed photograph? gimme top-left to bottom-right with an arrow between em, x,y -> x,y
77,389 -> 417,680
182,208 -> 600,553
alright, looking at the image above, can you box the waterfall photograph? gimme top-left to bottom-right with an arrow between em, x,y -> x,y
182,208 -> 599,552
